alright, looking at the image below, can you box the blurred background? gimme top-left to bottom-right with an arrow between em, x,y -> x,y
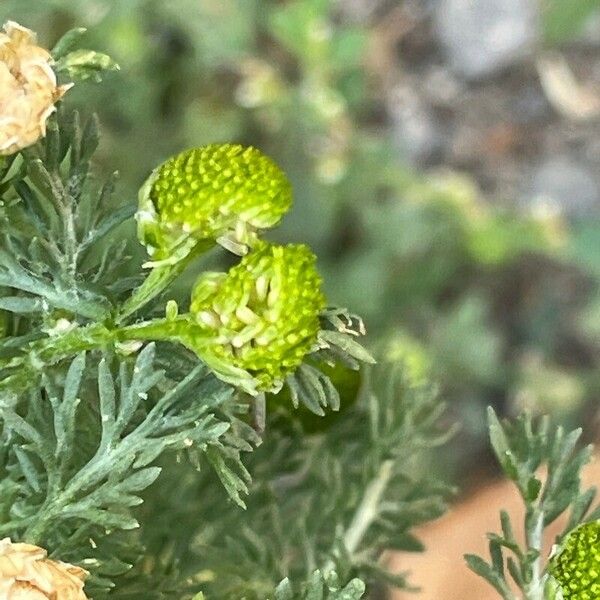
4,0 -> 600,577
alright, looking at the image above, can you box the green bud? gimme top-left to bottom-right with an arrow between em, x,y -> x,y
137,144 -> 292,265
548,521 -> 600,599
165,299 -> 179,320
184,241 -> 325,393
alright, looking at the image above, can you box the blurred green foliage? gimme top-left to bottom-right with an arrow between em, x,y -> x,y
3,0 -> 600,469
542,0 -> 600,44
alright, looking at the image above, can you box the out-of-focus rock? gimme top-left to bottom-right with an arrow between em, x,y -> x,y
422,65 -> 463,106
510,82 -> 551,124
525,156 -> 600,216
335,0 -> 385,23
435,0 -> 538,80
389,84 -> 445,166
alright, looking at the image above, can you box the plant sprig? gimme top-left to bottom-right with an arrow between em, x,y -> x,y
466,408 -> 600,600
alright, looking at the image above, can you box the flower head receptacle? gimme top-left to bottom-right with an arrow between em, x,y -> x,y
184,241 -> 325,393
0,21 -> 71,155
548,520 -> 600,599
0,538 -> 88,599
137,144 -> 292,265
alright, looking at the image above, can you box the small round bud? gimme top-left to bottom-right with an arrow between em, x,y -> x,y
137,144 -> 292,264
0,538 -> 88,599
165,299 -> 179,321
548,521 -> 600,599
187,241 -> 325,392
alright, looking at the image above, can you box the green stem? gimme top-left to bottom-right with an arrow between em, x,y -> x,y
117,240 -> 213,323
0,317 -> 210,395
118,318 -> 183,341
0,323 -> 114,393
35,323 -> 115,362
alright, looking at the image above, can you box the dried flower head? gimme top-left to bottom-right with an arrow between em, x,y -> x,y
548,521 -> 600,599
186,241 -> 325,392
0,21 -> 71,155
0,538 -> 88,599
137,144 -> 292,264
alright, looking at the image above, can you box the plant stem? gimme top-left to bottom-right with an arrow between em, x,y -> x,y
320,459 -> 393,578
523,508 -> 545,600
343,459 -> 394,555
117,239 -> 213,323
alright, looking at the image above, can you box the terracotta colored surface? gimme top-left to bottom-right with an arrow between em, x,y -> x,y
390,457 -> 600,600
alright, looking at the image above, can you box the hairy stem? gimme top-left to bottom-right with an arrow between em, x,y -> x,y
524,509 -> 545,600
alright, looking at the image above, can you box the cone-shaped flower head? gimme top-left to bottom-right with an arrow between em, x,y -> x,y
137,144 -> 292,264
187,241 -> 325,392
0,21 -> 71,155
0,538 -> 88,599
548,521 -> 600,599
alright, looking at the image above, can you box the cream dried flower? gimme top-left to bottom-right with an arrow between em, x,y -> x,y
0,538 -> 88,599
0,21 -> 71,156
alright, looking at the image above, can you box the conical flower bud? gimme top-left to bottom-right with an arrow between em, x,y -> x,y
0,21 -> 72,155
186,241 -> 325,392
137,144 -> 292,264
548,521 -> 600,599
0,538 -> 88,599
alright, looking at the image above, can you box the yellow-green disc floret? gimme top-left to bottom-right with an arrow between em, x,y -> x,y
549,521 -> 600,599
187,241 -> 325,392
137,144 -> 292,264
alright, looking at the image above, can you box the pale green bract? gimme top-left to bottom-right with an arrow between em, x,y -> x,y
182,240 -> 325,393
548,521 -> 600,599
137,143 -> 292,265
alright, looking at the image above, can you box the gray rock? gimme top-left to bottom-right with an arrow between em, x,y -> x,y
335,0 -> 384,22
435,0 -> 538,80
389,85 -> 445,166
525,157 -> 600,216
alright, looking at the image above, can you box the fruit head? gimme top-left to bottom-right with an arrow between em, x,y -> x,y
0,21 -> 72,155
137,144 -> 292,264
187,241 -> 325,392
0,538 -> 89,599
548,521 -> 600,599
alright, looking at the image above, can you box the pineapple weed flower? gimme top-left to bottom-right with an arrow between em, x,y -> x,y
187,241 -> 325,392
119,143 -> 292,321
548,521 -> 600,599
137,143 -> 292,265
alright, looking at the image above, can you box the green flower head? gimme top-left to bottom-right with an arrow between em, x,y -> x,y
137,144 -> 292,264
186,241 -> 325,393
548,521 -> 600,599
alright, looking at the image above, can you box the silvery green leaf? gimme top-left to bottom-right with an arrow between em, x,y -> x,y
56,49 -> 120,82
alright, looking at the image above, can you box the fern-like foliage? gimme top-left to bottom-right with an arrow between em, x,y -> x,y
0,109 -> 134,323
466,409 -> 600,600
272,570 -> 366,600
0,345 -> 243,594
136,360 -> 453,599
